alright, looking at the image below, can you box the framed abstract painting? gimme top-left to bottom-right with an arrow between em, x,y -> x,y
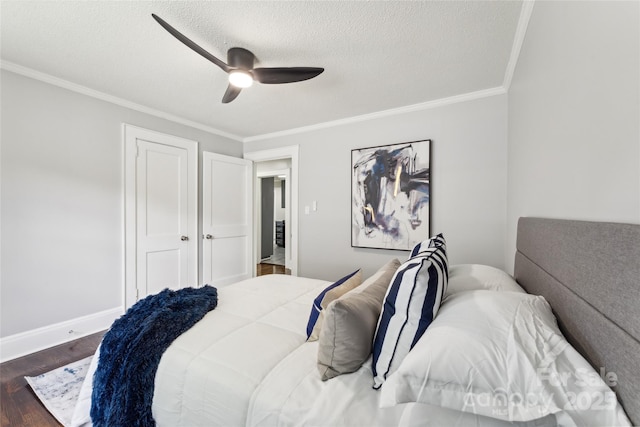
351,140 -> 431,250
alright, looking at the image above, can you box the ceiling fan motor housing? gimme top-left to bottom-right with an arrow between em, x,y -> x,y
228,47 -> 255,70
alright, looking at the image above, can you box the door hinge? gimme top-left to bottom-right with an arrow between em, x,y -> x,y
135,288 -> 139,301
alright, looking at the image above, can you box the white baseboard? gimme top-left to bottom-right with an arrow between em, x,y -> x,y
0,307 -> 122,363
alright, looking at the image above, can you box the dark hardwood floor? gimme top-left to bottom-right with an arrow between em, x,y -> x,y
257,263 -> 290,276
1,331 -> 104,427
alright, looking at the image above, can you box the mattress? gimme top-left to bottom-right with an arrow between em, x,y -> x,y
73,268 -> 630,427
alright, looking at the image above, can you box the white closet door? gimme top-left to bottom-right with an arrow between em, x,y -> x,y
136,141 -> 191,296
202,152 -> 253,287
124,125 -> 198,308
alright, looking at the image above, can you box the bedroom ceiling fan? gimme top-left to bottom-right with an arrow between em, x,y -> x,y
152,14 -> 325,104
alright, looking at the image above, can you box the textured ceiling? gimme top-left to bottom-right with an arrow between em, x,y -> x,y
1,1 -> 523,140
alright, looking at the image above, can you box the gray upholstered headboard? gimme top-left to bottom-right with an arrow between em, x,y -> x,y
514,217 -> 640,426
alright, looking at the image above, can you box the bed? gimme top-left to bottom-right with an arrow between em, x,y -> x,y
72,217 -> 639,427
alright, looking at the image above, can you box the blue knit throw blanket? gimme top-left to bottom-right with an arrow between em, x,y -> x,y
90,286 -> 218,427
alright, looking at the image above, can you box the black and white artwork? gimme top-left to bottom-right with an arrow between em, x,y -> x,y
351,140 -> 431,250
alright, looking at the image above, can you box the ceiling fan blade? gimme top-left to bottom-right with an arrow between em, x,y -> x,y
152,14 -> 229,73
252,67 -> 324,84
222,85 -> 242,103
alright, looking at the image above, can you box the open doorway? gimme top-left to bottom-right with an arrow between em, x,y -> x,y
257,172 -> 289,275
245,146 -> 299,276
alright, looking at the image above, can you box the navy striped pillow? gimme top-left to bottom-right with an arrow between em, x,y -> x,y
306,269 -> 361,339
410,233 -> 446,257
372,234 -> 448,389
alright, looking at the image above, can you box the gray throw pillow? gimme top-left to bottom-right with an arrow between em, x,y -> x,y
317,258 -> 401,380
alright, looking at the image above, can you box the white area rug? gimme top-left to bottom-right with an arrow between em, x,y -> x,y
25,356 -> 93,427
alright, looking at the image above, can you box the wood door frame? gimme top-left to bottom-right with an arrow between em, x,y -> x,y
123,124 -> 198,309
244,146 -> 299,276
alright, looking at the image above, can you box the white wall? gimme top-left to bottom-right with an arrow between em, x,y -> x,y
0,70 -> 242,339
506,1 -> 640,271
245,94 -> 508,280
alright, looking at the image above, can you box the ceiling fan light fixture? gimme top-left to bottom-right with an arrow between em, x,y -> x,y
152,15 -> 324,103
229,70 -> 253,88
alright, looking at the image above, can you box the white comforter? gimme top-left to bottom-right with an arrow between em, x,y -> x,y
152,274 -> 329,426
73,274 -> 330,427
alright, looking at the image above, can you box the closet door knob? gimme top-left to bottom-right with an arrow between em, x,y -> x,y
181,236 -> 189,241
205,234 -> 213,239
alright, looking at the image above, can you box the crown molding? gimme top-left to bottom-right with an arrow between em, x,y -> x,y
0,60 -> 243,142
2,59 -> 513,145
244,86 -> 507,143
503,0 -> 536,90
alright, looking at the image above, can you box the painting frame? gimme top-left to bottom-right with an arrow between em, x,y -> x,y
351,139 -> 431,251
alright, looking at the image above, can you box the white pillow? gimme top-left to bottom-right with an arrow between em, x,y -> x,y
447,264 -> 525,295
380,291 -> 630,425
